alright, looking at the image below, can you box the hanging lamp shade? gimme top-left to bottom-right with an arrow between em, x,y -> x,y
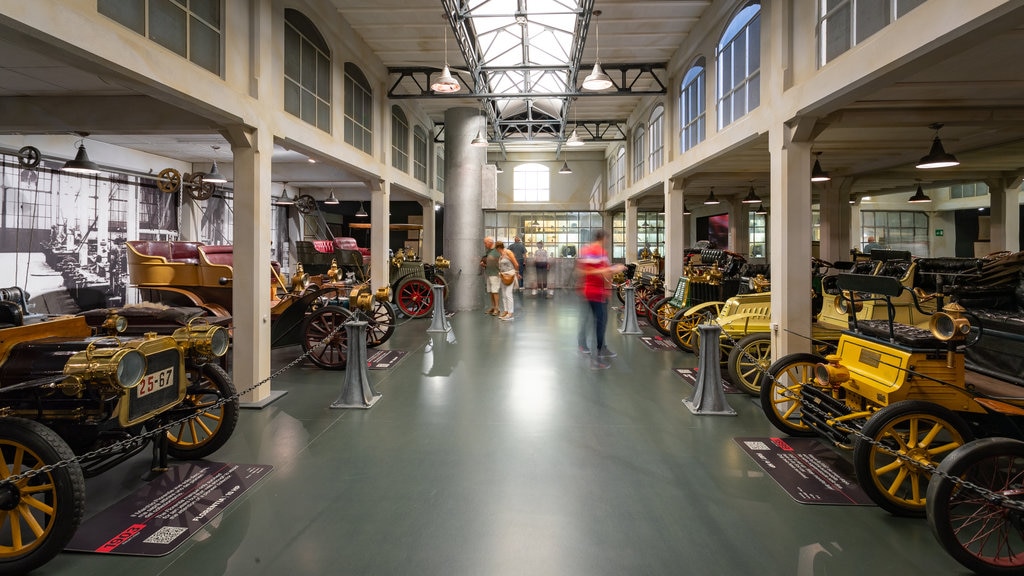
849,194 -> 857,205
495,162 -> 504,173
916,124 -> 959,169
741,186 -> 761,204
471,130 -> 488,147
682,203 -> 692,215
566,129 -> 584,146
754,203 -> 768,215
203,160 -> 227,183
703,187 -> 720,205
62,142 -> 101,174
275,188 -> 294,206
558,160 -> 572,174
355,202 -> 368,217
811,152 -> 830,182
582,62 -> 613,91
324,189 -> 340,205
908,184 -> 932,203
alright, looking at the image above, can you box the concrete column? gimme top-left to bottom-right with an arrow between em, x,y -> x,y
730,196 -> 750,257
769,125 -> 813,359
818,177 -> 853,262
226,124 -> 274,406
987,178 -> 1021,253
443,107 -> 486,311
369,179 -> 391,290
664,179 -> 686,291
625,198 -> 638,261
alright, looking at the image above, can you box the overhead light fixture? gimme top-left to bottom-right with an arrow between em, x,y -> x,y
703,187 -> 720,205
275,185 -> 295,206
495,162 -> 504,173
582,10 -> 613,91
908,184 -> 932,203
324,188 -> 339,205
741,184 -> 761,204
355,201 -> 368,217
471,102 -> 488,147
811,152 -> 830,182
916,123 -> 959,169
202,145 -> 227,183
431,17 -> 461,93
754,203 -> 768,215
307,157 -> 317,163
849,194 -> 857,205
566,97 -> 584,146
61,134 -> 101,174
558,160 -> 572,174
682,203 -> 692,215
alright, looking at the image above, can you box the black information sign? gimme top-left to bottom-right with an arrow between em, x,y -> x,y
367,349 -> 407,369
734,437 -> 873,506
674,368 -> 742,394
640,336 -> 679,351
66,461 -> 272,556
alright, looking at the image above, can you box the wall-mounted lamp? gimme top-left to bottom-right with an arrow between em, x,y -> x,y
916,123 -> 959,169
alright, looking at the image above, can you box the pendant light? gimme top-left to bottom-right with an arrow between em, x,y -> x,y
741,184 -> 761,204
916,123 -> 959,169
754,203 -> 768,215
324,188 -> 340,205
810,152 -> 830,182
582,10 -> 613,91
558,160 -> 572,174
61,133 -> 101,174
495,162 -> 504,173
355,201 -> 368,217
682,203 -> 692,215
471,102 -> 488,147
202,145 -> 227,183
566,97 -> 584,146
431,16 -> 461,93
908,184 -> 932,203
275,183 -> 295,206
703,187 -> 720,205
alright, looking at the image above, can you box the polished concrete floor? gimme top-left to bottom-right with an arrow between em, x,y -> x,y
42,291 -> 969,576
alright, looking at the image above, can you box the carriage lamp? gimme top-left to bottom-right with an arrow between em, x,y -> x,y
352,289 -> 375,311
100,310 -> 128,334
435,256 -> 451,269
172,323 -> 230,358
327,259 -> 341,282
815,355 -> 850,389
64,345 -> 147,391
930,302 -> 971,342
375,286 -> 392,302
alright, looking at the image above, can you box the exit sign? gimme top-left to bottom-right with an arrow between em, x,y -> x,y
935,229 -> 944,236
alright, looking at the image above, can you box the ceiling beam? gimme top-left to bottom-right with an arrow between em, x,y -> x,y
0,96 -> 224,134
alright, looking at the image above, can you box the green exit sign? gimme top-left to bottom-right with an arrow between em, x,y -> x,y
935,229 -> 944,236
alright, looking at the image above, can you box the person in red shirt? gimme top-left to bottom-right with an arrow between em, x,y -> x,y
576,230 -> 625,369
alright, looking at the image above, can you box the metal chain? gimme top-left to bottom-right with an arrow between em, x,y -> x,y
2,322 -> 345,486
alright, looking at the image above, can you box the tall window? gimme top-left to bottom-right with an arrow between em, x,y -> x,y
614,147 -> 626,194
391,106 -> 409,172
818,0 -> 926,67
284,10 -> 331,132
649,105 -> 664,172
513,163 -> 550,202
413,127 -> 428,182
717,3 -> 761,129
98,0 -> 222,74
680,59 -> 706,152
861,210 -> 930,257
435,150 -> 445,192
608,157 -> 618,195
632,126 -> 645,182
344,63 -> 373,154
749,210 -> 767,258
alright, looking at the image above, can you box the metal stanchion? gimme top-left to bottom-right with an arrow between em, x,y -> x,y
426,284 -> 451,333
330,320 -> 381,409
618,285 -> 643,335
683,323 -> 736,416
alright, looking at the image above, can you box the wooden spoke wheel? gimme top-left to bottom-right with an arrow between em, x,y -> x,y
758,353 -> 822,437
302,305 -> 353,369
165,363 -> 239,459
727,332 -> 772,396
395,278 -> 434,318
365,300 -> 397,347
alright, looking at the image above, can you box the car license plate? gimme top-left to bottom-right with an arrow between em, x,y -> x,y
137,366 -> 175,398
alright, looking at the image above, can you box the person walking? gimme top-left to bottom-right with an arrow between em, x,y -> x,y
509,236 -> 527,288
480,236 -> 501,316
533,240 -> 551,297
495,240 -> 519,321
577,230 -> 625,369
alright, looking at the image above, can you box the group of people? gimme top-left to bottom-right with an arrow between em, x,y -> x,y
480,231 -> 623,369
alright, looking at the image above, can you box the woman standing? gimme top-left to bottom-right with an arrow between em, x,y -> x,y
495,240 -> 519,321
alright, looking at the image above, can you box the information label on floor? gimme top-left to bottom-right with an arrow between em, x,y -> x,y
640,335 -> 679,351
66,461 -> 272,556
674,368 -> 742,394
367,349 -> 407,369
734,437 -> 873,506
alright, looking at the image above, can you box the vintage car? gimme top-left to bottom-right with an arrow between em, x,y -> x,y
758,272 -> 1024,517
0,303 -> 237,574
657,248 -> 746,349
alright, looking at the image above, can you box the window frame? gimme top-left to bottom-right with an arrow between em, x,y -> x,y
284,9 -> 331,132
513,163 -> 551,203
679,59 -> 706,152
716,2 -> 761,129
391,106 -> 409,172
648,105 -> 665,172
344,62 -> 373,154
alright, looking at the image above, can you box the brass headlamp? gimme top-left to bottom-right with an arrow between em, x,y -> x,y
172,320 -> 230,358
929,302 -> 971,342
815,354 -> 850,388
64,340 -> 147,391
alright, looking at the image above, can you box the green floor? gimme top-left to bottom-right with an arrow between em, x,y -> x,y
43,291 -> 968,576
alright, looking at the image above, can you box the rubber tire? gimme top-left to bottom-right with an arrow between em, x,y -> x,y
648,296 -> 679,336
395,277 -> 434,318
0,417 -> 85,575
758,353 -> 822,437
853,400 -> 973,517
926,437 -> 1024,575
302,305 -> 353,370
366,300 -> 397,347
728,333 -> 772,396
668,307 -> 701,352
166,363 -> 240,459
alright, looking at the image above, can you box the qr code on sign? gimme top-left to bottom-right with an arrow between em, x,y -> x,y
144,526 -> 188,545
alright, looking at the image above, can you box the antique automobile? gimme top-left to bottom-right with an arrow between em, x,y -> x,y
659,248 -> 746,349
0,303 -> 237,574
758,273 -> 1024,516
387,248 -> 450,318
614,256 -> 664,320
125,240 -> 398,368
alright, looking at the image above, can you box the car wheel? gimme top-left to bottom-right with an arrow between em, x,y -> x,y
166,363 -> 240,459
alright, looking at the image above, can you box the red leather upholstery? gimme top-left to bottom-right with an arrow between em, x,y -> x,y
201,244 -> 234,266
333,237 -> 359,251
313,240 -> 335,253
170,242 -> 201,264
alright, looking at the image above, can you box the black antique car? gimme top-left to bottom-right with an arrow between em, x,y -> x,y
0,303 -> 238,574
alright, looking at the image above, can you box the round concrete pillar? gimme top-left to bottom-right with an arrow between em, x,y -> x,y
443,107 -> 487,311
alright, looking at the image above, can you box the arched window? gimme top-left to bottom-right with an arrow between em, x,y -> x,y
391,106 -> 409,172
99,0 -> 222,75
344,63 -> 373,153
717,3 -> 761,129
648,105 -> 664,172
513,163 -> 550,202
413,126 -> 428,182
679,58 -> 706,151
632,126 -> 645,183
614,147 -> 626,193
818,0 -> 925,67
284,9 -> 330,131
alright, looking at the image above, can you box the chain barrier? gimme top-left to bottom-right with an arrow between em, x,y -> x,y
2,321 -> 347,486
